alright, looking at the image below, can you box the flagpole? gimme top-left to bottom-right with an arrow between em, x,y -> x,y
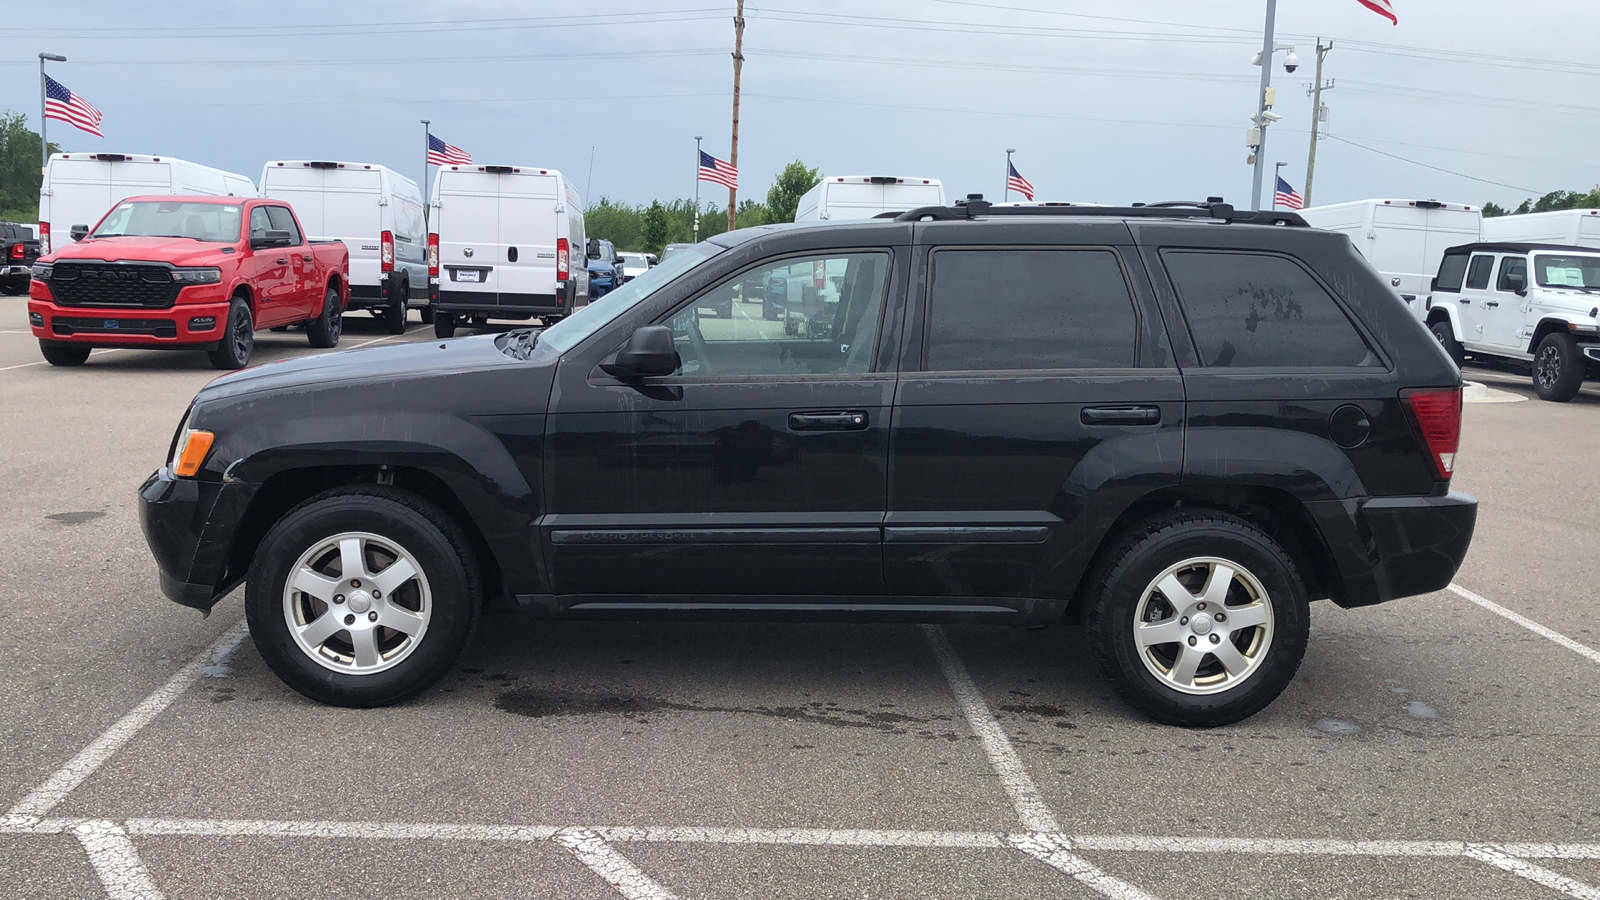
420,119 -> 431,231
1004,148 -> 1014,202
38,53 -> 66,171
693,135 -> 703,243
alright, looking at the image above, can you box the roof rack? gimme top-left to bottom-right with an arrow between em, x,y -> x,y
892,194 -> 1307,227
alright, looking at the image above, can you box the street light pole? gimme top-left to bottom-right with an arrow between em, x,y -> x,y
1250,0 -> 1277,210
1004,148 -> 1014,202
694,135 -> 703,243
420,119 -> 431,230
38,53 -> 66,171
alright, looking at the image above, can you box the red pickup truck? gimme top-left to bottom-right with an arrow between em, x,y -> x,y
28,196 -> 350,369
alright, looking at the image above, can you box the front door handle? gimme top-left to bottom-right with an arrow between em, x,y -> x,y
788,410 -> 868,431
1081,405 -> 1161,426
1485,300 -> 1500,308
1459,298 -> 1470,304
302,254 -> 313,263
276,258 -> 289,265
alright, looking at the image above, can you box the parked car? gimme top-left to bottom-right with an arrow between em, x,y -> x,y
139,196 -> 1474,727
794,175 -> 945,221
586,238 -> 621,298
657,242 -> 694,263
1299,199 -> 1482,318
617,251 -> 653,282
428,163 -> 587,339
261,160 -> 427,334
1425,241 -> 1600,401
1,222 -> 40,295
1481,208 -> 1600,248
39,152 -> 254,257
29,195 -> 349,369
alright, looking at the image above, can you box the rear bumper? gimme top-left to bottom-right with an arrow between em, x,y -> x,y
28,285 -> 233,347
3,264 -> 31,277
1309,490 -> 1478,608
139,468 -> 259,611
433,286 -> 571,317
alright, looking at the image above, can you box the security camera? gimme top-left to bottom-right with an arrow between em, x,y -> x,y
1284,51 -> 1300,73
1260,110 -> 1282,123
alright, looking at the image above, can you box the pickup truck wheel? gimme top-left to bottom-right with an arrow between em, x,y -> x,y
1533,332 -> 1584,402
433,311 -> 456,339
1085,513 -> 1309,727
245,486 -> 481,707
381,279 -> 408,334
306,287 -> 343,349
38,341 -> 91,367
1429,320 -> 1464,367
207,299 -> 254,370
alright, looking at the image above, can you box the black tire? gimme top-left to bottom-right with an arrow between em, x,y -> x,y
269,325 -> 290,333
1084,512 -> 1310,728
38,341 -> 91,367
245,486 -> 482,707
306,287 -> 343,349
420,306 -> 435,325
433,311 -> 456,339
207,298 -> 254,370
1429,319 -> 1464,368
381,278 -> 408,335
1533,331 -> 1584,402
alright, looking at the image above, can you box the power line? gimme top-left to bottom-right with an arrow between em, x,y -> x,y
7,9 -> 726,40
1322,135 -> 1545,194
0,48 -> 723,68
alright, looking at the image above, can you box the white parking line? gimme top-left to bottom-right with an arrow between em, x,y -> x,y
125,818 -> 559,842
1011,834 -> 1160,900
593,826 -> 1005,849
1466,845 -> 1600,900
73,820 -> 163,900
6,620 -> 249,819
1450,583 -> 1600,666
0,348 -> 125,372
555,828 -> 681,900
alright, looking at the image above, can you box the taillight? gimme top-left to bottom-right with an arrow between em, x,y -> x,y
427,233 -> 439,278
556,238 -> 570,281
39,222 -> 50,255
380,230 -> 394,273
1401,387 -> 1462,481
8,243 -> 22,260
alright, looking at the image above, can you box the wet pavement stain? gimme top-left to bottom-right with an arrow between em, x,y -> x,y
1406,700 -> 1441,720
46,511 -> 105,525
1312,717 -> 1362,736
494,689 -> 958,736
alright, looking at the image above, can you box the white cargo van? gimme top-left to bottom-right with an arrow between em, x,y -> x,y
794,176 -> 945,221
38,152 -> 254,255
261,160 -> 427,334
1480,209 -> 1600,248
1298,199 -> 1482,318
427,164 -> 587,339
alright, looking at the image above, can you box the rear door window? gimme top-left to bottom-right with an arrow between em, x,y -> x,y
1465,254 -> 1495,290
924,248 -> 1138,370
1434,252 -> 1469,292
1162,250 -> 1378,368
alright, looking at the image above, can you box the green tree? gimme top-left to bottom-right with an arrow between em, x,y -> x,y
0,112 -> 58,222
640,200 -> 668,253
765,159 -> 820,223
1482,201 -> 1510,218
1491,187 -> 1600,217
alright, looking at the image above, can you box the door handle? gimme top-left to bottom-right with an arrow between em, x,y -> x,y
1485,300 -> 1500,308
1081,405 -> 1161,426
275,258 -> 288,265
1459,298 -> 1470,304
788,410 -> 868,431
302,254 -> 313,263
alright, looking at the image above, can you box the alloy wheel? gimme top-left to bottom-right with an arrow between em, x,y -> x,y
1132,556 -> 1275,695
1536,344 -> 1560,390
282,531 -> 432,675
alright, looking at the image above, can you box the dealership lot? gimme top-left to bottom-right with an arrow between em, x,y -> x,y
1,297 -> 1598,899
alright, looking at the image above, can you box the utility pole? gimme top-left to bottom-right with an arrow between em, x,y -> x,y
420,119 -> 431,230
693,135 -> 703,243
38,53 -> 66,171
584,145 -> 595,209
1004,148 -> 1015,201
1303,40 -> 1333,208
1249,0 -> 1277,211
727,0 -> 744,232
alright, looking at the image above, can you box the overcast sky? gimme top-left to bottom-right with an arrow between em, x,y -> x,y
6,0 -> 1595,213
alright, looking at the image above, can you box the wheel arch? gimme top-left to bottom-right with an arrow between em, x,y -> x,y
1424,302 -> 1459,336
1527,317 -> 1576,354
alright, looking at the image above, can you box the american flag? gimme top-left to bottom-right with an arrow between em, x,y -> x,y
44,75 -> 103,138
1274,175 -> 1304,210
1006,162 -> 1034,201
1357,0 -> 1397,24
698,150 -> 738,189
427,133 -> 472,167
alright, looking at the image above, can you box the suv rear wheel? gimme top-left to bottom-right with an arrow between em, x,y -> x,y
246,486 -> 481,707
1085,512 -> 1309,727
1533,331 -> 1584,402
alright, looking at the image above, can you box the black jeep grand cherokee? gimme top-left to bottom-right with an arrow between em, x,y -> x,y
141,198 -> 1476,727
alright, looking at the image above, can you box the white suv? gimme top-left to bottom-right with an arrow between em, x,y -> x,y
1426,241 -> 1600,401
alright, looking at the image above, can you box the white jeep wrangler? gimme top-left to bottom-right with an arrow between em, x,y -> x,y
1425,241 -> 1600,401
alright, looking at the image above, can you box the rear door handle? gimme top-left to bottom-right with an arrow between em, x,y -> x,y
1459,298 -> 1471,304
1485,300 -> 1500,308
302,254 -> 313,263
1081,405 -> 1161,426
788,410 -> 868,431
275,258 -> 289,265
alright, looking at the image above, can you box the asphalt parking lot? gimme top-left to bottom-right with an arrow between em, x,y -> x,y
2,297 -> 1599,900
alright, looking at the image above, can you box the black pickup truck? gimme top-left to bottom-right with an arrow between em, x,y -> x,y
1,222 -> 40,295
141,196 -> 1476,726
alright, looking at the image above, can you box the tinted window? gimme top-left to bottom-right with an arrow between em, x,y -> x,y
1465,255 -> 1495,290
264,206 -> 302,244
249,207 -> 272,240
1496,256 -> 1527,292
925,249 -> 1137,370
1163,251 -> 1377,368
1435,252 -> 1469,293
665,252 -> 888,377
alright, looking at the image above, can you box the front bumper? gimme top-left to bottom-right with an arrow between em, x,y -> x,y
29,283 -> 232,347
1309,490 -> 1478,608
139,468 -> 260,611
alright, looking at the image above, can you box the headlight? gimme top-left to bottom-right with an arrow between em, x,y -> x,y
30,263 -> 51,281
170,267 -> 222,285
168,411 -> 216,478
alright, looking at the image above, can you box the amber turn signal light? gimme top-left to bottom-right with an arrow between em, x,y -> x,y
173,430 -> 215,478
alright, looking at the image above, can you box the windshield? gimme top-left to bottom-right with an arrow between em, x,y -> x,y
91,200 -> 243,242
540,243 -> 721,353
1533,253 -> 1600,289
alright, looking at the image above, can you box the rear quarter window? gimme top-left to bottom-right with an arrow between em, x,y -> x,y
1162,250 -> 1379,368
1435,252 -> 1469,292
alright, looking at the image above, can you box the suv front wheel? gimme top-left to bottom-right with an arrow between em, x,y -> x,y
1085,513 -> 1309,727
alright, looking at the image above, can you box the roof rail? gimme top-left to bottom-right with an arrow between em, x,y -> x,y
892,193 -> 1307,227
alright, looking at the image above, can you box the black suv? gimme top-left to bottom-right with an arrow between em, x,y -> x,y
140,198 -> 1476,726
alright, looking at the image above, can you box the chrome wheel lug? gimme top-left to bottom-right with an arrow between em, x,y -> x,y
1187,636 -> 1197,646
343,614 -> 355,625
1197,602 -> 1207,611
1210,634 -> 1221,644
371,589 -> 381,599
1180,616 -> 1189,626
350,579 -> 362,588
368,611 -> 378,622
333,594 -> 344,605
1215,612 -> 1226,622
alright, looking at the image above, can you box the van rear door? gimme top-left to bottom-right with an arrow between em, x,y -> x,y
437,171 -> 500,295
495,173 -> 560,304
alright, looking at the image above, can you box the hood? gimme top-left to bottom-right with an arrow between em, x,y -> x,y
45,236 -> 238,267
587,260 -> 616,273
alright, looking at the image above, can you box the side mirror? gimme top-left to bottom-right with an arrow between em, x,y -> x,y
1429,276 -> 1438,293
69,224 -> 89,242
586,239 -> 601,259
1506,271 -> 1527,295
600,325 -> 680,378
250,229 -> 292,250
